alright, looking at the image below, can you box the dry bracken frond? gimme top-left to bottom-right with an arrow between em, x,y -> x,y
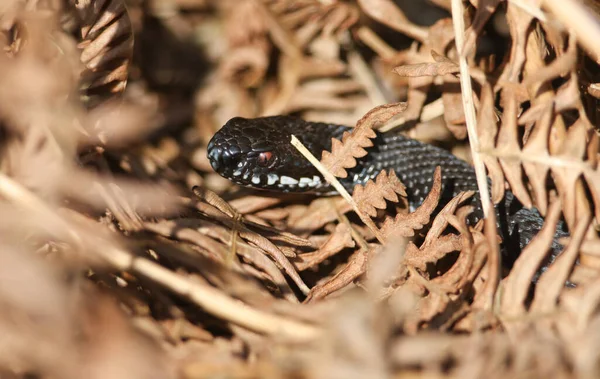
1,0 -> 600,378
380,167 -> 442,239
320,102 -> 407,177
352,170 -> 407,217
68,0 -> 134,107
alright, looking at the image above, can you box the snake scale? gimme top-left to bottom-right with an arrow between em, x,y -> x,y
207,116 -> 569,278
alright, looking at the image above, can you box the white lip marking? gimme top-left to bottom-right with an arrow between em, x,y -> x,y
299,177 -> 312,186
280,176 -> 298,185
251,176 -> 261,184
243,171 -> 250,180
233,169 -> 243,176
298,176 -> 323,188
267,174 -> 278,185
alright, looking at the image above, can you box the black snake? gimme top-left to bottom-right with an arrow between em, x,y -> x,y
207,116 -> 568,277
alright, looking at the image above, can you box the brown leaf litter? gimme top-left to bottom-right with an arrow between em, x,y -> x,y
1,0 -> 600,378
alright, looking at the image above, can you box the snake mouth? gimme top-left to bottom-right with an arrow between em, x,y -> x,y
207,116 -> 334,193
207,139 -> 326,191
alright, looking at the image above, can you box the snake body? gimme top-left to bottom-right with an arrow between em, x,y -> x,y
208,116 -> 568,275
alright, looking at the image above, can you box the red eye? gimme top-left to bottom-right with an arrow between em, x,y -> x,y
257,151 -> 273,167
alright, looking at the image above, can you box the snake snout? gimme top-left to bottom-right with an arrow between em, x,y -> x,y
207,148 -> 221,172
207,139 -> 222,171
207,138 -> 243,176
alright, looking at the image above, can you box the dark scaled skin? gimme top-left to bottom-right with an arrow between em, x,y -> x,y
207,116 -> 336,191
208,116 -> 569,280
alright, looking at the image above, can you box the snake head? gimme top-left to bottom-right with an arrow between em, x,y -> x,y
207,116 -> 329,192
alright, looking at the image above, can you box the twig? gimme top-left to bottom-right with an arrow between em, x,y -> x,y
451,0 -> 500,307
450,0 -> 493,220
291,135 -> 387,244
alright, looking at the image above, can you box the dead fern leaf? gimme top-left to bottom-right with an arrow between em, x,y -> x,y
229,195 -> 284,215
320,102 -> 407,178
404,235 -> 462,273
319,2 -> 360,36
144,218 -> 295,299
294,223 -> 355,271
191,190 -> 311,295
392,50 -> 459,77
478,29 -> 599,229
356,0 -> 428,42
462,0 -> 502,56
519,103 -> 553,215
500,199 -> 564,318
70,0 -> 133,107
424,192 -> 475,245
404,205 -> 487,330
403,190 -> 474,272
583,166 -> 600,224
431,233 -> 484,294
441,74 -> 467,139
494,89 -> 534,208
266,0 -> 359,44
531,216 -> 591,314
305,248 -> 369,302
352,170 -> 407,218
289,197 -> 351,234
477,83 -> 505,204
221,0 -> 270,88
380,167 -> 442,239
431,223 -> 487,306
551,119 -> 591,228
497,2 -> 534,84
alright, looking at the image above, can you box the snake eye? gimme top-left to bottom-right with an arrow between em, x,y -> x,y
257,151 -> 274,167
